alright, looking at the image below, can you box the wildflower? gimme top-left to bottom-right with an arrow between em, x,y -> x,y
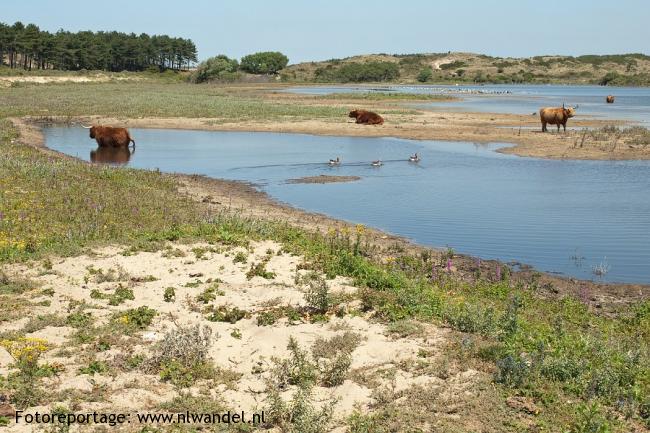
431,263 -> 437,282
355,224 -> 366,235
447,258 -> 452,273
496,263 -> 501,281
0,337 -> 50,370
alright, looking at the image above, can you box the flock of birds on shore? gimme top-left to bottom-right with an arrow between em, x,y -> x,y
328,153 -> 420,167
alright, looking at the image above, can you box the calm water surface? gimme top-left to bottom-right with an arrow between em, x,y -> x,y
286,84 -> 650,125
45,127 -> 650,283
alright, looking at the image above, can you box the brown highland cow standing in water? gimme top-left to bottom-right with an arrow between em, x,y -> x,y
84,125 -> 136,148
349,109 -> 384,125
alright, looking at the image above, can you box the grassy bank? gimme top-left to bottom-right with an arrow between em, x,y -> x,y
1,116 -> 648,432
0,81 -> 347,120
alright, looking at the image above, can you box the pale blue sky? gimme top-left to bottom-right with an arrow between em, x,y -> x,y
3,0 -> 648,63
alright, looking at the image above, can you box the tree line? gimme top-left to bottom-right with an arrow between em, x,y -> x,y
0,21 -> 197,72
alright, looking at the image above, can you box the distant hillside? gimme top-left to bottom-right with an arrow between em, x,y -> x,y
280,52 -> 650,86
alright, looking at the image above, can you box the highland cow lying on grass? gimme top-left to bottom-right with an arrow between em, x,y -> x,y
349,109 -> 384,125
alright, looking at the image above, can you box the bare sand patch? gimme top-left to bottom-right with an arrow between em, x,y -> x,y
0,241 -> 475,432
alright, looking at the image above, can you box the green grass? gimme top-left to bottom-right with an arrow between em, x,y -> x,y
0,119 -> 203,261
0,81 -> 346,120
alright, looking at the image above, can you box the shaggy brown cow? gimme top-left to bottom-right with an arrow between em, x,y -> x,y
349,109 -> 384,125
90,146 -> 133,165
84,125 -> 135,148
539,104 -> 576,132
606,95 -> 615,104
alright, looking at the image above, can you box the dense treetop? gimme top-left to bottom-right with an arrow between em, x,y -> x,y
0,21 -> 197,71
239,51 -> 289,75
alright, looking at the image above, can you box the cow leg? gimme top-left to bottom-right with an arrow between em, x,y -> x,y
541,122 -> 547,132
562,122 -> 567,132
557,124 -> 560,132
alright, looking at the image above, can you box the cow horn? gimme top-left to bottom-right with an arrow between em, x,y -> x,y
80,125 -> 92,129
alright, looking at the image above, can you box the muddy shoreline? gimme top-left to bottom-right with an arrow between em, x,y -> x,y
11,116 -> 649,313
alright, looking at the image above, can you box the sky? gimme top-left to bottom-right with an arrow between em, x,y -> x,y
3,0 -> 649,64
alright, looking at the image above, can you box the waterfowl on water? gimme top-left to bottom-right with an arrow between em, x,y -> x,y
371,160 -> 383,167
328,157 -> 341,166
409,153 -> 420,162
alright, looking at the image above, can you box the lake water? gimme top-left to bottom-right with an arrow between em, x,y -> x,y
286,84 -> 650,126
44,127 -> 650,284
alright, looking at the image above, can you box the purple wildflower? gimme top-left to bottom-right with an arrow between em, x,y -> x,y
430,263 -> 437,282
447,258 -> 452,273
496,263 -> 501,281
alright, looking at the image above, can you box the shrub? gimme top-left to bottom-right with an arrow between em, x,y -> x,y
189,55 -> 239,83
439,60 -> 466,70
319,352 -> 352,387
66,311 -> 93,328
0,337 -> 50,408
240,51 -> 288,75
90,285 -> 134,305
78,360 -> 108,375
416,67 -> 433,82
273,337 -> 318,388
146,324 -> 216,387
494,354 -> 531,387
599,71 -> 619,86
0,272 -> 35,295
233,251 -> 248,264
265,383 -> 334,433
315,61 -> 400,83
163,287 -> 175,302
247,260 -> 276,280
266,338 -> 336,432
112,306 -> 156,334
256,305 -> 301,326
205,305 -> 247,323
303,273 -> 331,313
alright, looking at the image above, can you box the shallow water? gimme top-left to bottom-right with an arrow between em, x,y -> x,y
45,127 -> 650,283
286,84 -> 650,125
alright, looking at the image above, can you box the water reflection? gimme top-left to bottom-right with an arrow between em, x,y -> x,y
90,146 -> 134,165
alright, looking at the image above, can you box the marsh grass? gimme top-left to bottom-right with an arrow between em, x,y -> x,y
584,125 -> 650,149
0,82 -> 345,120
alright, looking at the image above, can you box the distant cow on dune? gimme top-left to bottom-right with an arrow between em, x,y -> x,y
349,109 -> 384,125
83,125 -> 135,148
606,95 -> 615,104
539,104 -> 577,132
